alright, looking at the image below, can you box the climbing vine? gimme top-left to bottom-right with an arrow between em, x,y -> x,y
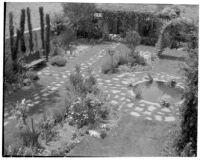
156,18 -> 198,56
100,10 -> 163,46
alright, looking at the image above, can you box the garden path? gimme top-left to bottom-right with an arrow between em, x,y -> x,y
4,42 -> 185,156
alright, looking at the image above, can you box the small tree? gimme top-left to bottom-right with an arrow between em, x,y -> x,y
62,3 -> 96,38
20,9 -> 26,53
39,7 -> 45,53
9,12 -> 14,57
27,7 -> 34,52
45,14 -> 50,61
125,30 -> 141,55
60,27 -> 75,54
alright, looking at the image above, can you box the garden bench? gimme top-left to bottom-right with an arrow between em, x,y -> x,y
19,51 -> 46,70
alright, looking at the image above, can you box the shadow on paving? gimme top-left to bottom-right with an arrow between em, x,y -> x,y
159,54 -> 185,62
68,113 -> 171,157
3,81 -> 61,119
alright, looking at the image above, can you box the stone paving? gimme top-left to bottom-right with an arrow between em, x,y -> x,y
4,42 -> 184,127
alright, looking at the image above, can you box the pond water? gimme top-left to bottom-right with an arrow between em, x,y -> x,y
132,81 -> 183,104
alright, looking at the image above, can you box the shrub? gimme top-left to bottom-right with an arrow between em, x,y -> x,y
50,55 -> 67,66
175,49 -> 198,156
62,3 -> 97,39
38,112 -> 56,143
15,99 -> 40,148
26,71 -> 39,81
52,45 -> 66,57
51,13 -> 69,35
60,28 -> 75,52
125,30 -> 141,51
66,66 -> 109,128
51,107 -> 66,124
100,130 -> 107,139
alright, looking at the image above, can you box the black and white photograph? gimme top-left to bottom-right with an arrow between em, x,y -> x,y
1,0 -> 199,157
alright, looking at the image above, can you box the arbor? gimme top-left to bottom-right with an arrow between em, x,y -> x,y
156,18 -> 198,56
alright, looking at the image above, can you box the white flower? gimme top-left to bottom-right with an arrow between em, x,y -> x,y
21,98 -> 26,105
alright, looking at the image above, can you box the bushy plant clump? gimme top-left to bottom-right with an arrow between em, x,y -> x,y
175,48 -> 198,156
66,65 -> 109,128
125,30 -> 141,52
62,3 -> 100,39
15,99 -> 40,148
50,55 -> 67,66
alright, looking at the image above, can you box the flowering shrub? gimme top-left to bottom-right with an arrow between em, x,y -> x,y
66,65 -> 110,128
69,93 -> 103,128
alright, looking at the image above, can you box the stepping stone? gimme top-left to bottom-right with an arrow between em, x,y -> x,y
139,103 -> 145,107
27,103 -> 34,107
50,87 -> 58,91
37,72 -> 42,75
112,78 -> 120,81
42,93 -> 49,97
114,95 -> 119,99
147,105 -> 156,111
165,116 -> 175,122
105,80 -> 111,83
8,116 -> 15,120
161,108 -> 171,113
126,99 -> 131,103
130,112 -> 140,117
110,100 -> 118,105
143,111 -> 152,116
62,75 -> 67,78
122,81 -> 129,85
120,93 -> 126,96
26,99 -> 32,103
145,117 -> 152,121
120,97 -> 125,101
33,101 -> 40,105
157,112 -> 164,115
134,107 -> 144,112
55,83 -> 62,87
127,103 -> 134,108
4,112 -> 9,117
34,96 -> 40,100
4,121 -> 9,126
155,115 -> 162,121
111,90 -> 120,94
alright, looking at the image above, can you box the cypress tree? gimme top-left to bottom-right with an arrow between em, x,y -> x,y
27,7 -> 34,52
45,14 -> 50,61
20,9 -> 26,53
9,12 -> 14,59
13,29 -> 20,72
39,7 -> 45,53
